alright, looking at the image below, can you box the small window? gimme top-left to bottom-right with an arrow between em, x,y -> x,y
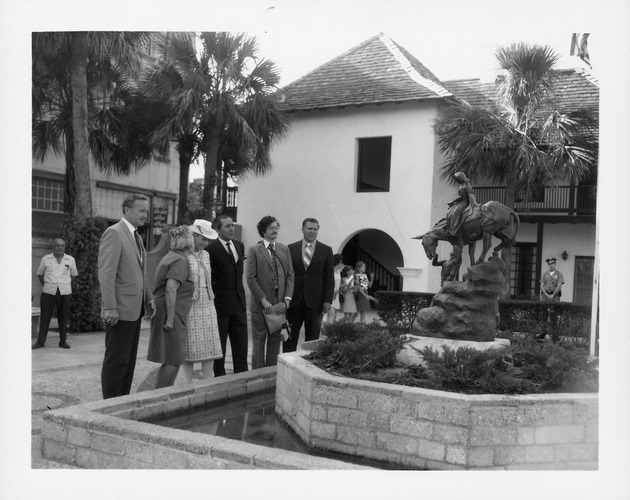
32,177 -> 64,213
357,137 -> 391,192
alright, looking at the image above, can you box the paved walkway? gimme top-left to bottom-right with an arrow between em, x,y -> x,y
31,311 -> 380,468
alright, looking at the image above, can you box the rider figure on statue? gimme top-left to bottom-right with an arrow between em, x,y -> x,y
444,172 -> 480,236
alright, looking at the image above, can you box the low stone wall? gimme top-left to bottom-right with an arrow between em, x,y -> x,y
41,368 -> 371,470
276,353 -> 598,470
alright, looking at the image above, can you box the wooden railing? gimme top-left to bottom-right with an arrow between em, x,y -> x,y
355,247 -> 401,292
474,185 -> 596,215
222,186 -> 238,221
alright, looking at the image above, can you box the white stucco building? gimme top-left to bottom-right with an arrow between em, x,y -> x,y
236,34 -> 598,303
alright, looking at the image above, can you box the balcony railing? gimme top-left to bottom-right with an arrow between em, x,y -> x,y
222,186 -> 238,221
474,185 -> 596,215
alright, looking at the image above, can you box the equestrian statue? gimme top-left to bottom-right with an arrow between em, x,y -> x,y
414,172 -> 520,282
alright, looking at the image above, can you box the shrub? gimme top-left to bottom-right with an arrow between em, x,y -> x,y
61,215 -> 109,332
375,291 -> 433,332
309,321 -> 406,375
498,300 -> 592,343
396,337 -> 598,395
374,291 -> 593,344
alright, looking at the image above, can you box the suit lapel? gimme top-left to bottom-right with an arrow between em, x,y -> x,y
122,225 -> 142,266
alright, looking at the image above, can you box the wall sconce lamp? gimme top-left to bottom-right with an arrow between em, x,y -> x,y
561,251 -> 568,261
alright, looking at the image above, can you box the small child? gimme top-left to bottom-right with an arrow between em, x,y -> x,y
354,261 -> 378,323
340,265 -> 358,322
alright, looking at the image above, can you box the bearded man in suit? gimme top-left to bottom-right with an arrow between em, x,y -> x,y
208,214 -> 249,376
284,218 -> 334,352
98,193 -> 155,399
246,216 -> 294,369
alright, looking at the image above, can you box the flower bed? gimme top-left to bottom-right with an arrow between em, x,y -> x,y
276,352 -> 598,470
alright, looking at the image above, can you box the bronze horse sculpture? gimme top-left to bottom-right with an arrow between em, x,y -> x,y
415,200 -> 520,281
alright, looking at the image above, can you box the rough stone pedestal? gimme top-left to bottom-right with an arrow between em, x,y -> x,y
414,256 -> 506,341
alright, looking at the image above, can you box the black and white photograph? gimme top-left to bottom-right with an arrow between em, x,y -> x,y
2,0 -> 629,498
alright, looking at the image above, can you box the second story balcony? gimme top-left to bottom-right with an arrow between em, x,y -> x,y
474,185 -> 596,217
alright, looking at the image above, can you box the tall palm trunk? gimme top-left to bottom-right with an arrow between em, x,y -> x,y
202,126 -> 220,220
176,141 -> 194,224
70,32 -> 92,219
63,133 -> 76,215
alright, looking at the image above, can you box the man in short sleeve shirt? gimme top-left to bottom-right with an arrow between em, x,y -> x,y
540,257 -> 564,302
32,238 -> 78,349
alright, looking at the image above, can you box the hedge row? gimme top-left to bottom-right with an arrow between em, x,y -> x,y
374,291 -> 593,343
61,216 -> 109,332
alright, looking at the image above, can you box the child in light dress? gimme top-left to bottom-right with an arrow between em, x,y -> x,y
340,265 -> 358,322
325,254 -> 345,323
354,261 -> 378,323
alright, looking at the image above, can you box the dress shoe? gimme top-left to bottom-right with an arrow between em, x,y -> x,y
32,342 -> 45,349
59,342 -> 71,349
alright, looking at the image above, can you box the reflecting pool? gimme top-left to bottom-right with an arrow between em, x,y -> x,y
144,388 -> 409,470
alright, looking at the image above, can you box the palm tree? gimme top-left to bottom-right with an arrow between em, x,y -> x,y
142,32 -> 291,221
434,43 -> 598,286
199,32 -> 291,219
32,32 -> 153,219
140,32 -> 204,224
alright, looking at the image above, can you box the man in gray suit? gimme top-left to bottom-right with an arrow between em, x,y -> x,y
98,194 -> 155,399
246,216 -> 294,369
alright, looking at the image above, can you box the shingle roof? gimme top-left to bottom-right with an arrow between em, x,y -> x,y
442,68 -> 599,115
275,34 -> 599,118
275,33 -> 452,112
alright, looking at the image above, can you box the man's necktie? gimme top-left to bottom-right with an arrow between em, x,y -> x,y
269,243 -> 279,294
226,241 -> 236,263
304,243 -> 312,269
134,231 -> 143,262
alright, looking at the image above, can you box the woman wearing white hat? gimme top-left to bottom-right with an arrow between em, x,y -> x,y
182,219 -> 222,383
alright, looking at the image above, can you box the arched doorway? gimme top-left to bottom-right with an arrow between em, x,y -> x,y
340,229 -> 404,291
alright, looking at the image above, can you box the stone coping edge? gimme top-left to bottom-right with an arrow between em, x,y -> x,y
42,365 -> 373,470
284,351 -> 598,404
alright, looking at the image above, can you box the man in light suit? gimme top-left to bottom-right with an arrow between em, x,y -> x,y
246,216 -> 294,369
98,194 -> 155,399
209,214 -> 249,376
285,218 -> 334,352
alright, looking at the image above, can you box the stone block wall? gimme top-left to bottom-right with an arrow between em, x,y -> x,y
41,368 -> 370,470
276,353 -> 598,470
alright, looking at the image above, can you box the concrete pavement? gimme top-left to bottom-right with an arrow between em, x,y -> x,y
31,321 -> 248,468
31,311 -> 380,468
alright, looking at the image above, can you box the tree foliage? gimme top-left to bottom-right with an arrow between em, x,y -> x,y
32,31 -> 156,217
435,43 -> 598,192
142,32 -> 291,220
434,43 -> 598,286
61,216 -> 109,332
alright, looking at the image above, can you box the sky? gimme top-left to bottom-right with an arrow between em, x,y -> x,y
179,0 -> 605,178
2,1 -> 630,499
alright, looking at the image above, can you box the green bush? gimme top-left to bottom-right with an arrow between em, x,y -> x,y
309,321 -> 406,375
61,215 -> 109,332
391,337 -> 598,395
374,291 -> 593,344
375,291 -> 433,332
498,300 -> 592,343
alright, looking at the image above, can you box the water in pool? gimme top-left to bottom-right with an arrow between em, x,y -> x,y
144,388 -> 411,469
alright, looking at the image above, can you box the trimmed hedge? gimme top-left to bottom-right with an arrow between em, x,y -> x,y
497,299 -> 592,343
374,291 -> 434,332
375,291 -> 593,344
61,216 -> 109,332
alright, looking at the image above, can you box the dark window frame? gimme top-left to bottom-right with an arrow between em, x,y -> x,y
509,243 -> 538,300
356,136 -> 392,193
